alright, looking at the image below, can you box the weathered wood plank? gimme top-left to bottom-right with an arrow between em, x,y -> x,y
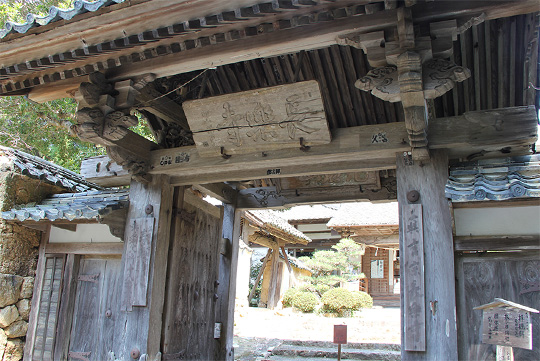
53,254 -> 80,361
183,81 -> 331,157
401,203 -> 426,351
121,217 -> 155,310
162,190 -> 222,360
24,227 -> 50,361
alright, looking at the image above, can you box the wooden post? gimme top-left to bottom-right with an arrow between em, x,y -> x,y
248,249 -> 271,303
114,175 -> 174,360
214,204 -> 241,360
267,245 -> 281,309
396,150 -> 458,361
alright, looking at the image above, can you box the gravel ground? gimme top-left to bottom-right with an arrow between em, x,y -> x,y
233,305 -> 400,360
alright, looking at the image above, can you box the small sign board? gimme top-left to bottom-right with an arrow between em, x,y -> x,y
334,325 -> 347,344
474,298 -> 539,350
183,80 -> 331,157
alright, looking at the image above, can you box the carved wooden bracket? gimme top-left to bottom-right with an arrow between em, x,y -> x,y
338,6 -> 480,160
355,58 -> 470,102
72,73 -> 158,182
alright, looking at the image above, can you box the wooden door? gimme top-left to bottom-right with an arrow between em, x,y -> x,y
68,256 -> 122,360
161,196 -> 223,360
456,251 -> 540,360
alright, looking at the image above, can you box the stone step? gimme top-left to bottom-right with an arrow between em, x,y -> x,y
270,342 -> 401,360
281,340 -> 400,352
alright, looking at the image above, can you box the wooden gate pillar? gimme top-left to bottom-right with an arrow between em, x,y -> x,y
114,175 -> 174,360
396,150 -> 458,360
214,204 -> 242,360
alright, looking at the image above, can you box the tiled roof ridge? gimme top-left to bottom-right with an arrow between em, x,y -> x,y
445,155 -> 540,202
0,145 -> 102,191
1,188 -> 129,222
0,0 -> 126,39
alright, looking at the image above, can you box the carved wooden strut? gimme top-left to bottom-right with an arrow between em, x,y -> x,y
338,6 -> 475,160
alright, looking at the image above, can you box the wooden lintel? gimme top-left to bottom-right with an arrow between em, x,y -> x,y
45,242 -> 124,255
192,183 -> 237,205
80,106 -> 537,186
237,181 -> 397,209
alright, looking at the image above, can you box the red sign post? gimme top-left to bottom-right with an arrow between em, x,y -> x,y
334,325 -> 347,361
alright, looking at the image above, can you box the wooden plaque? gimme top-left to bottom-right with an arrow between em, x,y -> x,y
481,308 -> 533,350
183,81 -> 331,157
402,203 -> 426,351
121,217 -> 155,311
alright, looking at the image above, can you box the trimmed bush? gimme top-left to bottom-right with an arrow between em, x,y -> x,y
282,287 -> 300,308
321,287 -> 367,316
353,290 -> 373,309
292,291 -> 319,313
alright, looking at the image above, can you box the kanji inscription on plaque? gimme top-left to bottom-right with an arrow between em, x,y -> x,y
183,81 -> 331,156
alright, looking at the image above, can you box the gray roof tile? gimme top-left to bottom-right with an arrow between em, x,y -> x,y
445,155 -> 540,202
0,0 -> 126,39
1,146 -> 101,192
1,189 -> 128,222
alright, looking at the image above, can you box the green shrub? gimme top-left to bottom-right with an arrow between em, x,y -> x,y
292,291 -> 319,313
282,288 -> 300,308
321,287 -> 366,316
353,290 -> 373,309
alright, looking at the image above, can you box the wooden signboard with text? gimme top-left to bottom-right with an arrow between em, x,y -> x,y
402,203 -> 426,351
474,298 -> 539,350
183,81 -> 331,157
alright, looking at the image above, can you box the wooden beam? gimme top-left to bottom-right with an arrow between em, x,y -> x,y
44,242 -> 123,255
135,84 -> 189,129
237,180 -> 397,208
155,106 -> 537,183
192,183 -> 237,205
79,155 -> 131,187
248,233 -> 278,249
109,9 -> 399,81
247,249 -> 271,303
183,189 -> 221,218
454,235 -> 540,252
80,106 -> 537,186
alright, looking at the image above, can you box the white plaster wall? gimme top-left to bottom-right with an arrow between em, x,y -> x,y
235,240 -> 253,305
454,205 -> 540,236
49,224 -> 122,243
